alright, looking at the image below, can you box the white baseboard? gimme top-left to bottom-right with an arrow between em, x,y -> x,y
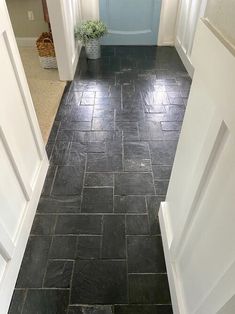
1,154 -> 49,314
158,41 -> 175,47
175,38 -> 194,78
16,37 -> 37,47
159,202 -> 185,314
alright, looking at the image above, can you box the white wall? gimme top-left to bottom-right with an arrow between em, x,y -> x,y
81,0 -> 99,21
158,0 -> 179,46
160,19 -> 235,314
175,0 -> 208,77
205,0 -> 235,49
47,0 -> 82,81
6,0 -> 48,38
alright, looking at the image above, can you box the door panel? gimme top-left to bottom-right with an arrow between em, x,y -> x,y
100,0 -> 162,45
0,137 -> 27,238
0,35 -> 40,188
0,2 -> 48,313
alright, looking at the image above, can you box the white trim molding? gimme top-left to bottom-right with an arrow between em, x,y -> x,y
175,37 -> 194,77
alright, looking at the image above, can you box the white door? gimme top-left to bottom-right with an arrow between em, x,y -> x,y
159,20 -> 235,314
0,2 -> 48,313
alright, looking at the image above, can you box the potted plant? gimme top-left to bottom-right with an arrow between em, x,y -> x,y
75,20 -> 107,60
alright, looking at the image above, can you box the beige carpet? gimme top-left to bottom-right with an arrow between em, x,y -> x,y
19,47 -> 66,143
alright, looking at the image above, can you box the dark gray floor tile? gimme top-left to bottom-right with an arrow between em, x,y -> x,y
152,165 -> 172,180
163,130 -> 180,141
31,215 -> 56,235
155,180 -> 169,196
68,91 -> 83,104
56,130 -> 74,142
129,274 -> 171,304
71,106 -> 93,122
46,142 -> 55,160
161,121 -> 182,131
95,97 -> 114,105
102,215 -> 126,259
149,141 -> 178,165
92,118 -> 115,131
44,260 -> 73,288
105,140 -> 122,154
16,236 -> 51,288
76,236 -> 101,259
114,196 -> 147,213
8,289 -> 27,314
50,141 -> 70,165
55,215 -> 102,235
165,105 -> 185,116
116,121 -> 138,132
115,173 -> 155,195
123,130 -> 140,141
82,188 -> 113,213
168,97 -> 184,105
84,173 -> 113,187
49,236 -> 77,259
52,166 -> 84,196
143,105 -> 166,114
22,289 -> 69,314
146,196 -> 164,235
69,305 -> 113,314
142,91 -> 170,106
68,307 -> 83,314
87,141 -> 107,153
124,142 -> 150,159
93,107 -> 115,119
60,121 -> 91,131
41,165 -> 57,196
126,215 -> 149,235
127,236 -> 166,273
124,159 -> 152,172
87,153 -> 123,172
116,109 -> 144,122
37,195 -> 81,214
114,305 -> 173,314
48,120 -> 60,142
139,121 -> 163,140
81,98 -> 95,105
67,144 -> 87,165
83,91 -> 96,98
56,105 -> 73,122
71,260 -> 127,304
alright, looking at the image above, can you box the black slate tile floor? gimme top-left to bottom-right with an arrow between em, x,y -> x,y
9,46 -> 191,313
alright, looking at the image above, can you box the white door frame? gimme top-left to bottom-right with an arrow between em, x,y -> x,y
47,0 -> 82,81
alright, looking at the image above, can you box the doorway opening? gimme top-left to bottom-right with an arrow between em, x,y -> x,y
6,0 -> 66,143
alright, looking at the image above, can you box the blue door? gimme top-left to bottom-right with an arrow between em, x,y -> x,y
99,0 -> 162,45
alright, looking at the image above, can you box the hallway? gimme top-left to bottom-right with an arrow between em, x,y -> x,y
9,46 -> 191,313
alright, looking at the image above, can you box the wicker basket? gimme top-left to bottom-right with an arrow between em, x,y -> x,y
36,32 -> 57,69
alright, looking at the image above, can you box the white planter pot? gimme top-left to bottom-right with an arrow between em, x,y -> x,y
85,39 -> 101,60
